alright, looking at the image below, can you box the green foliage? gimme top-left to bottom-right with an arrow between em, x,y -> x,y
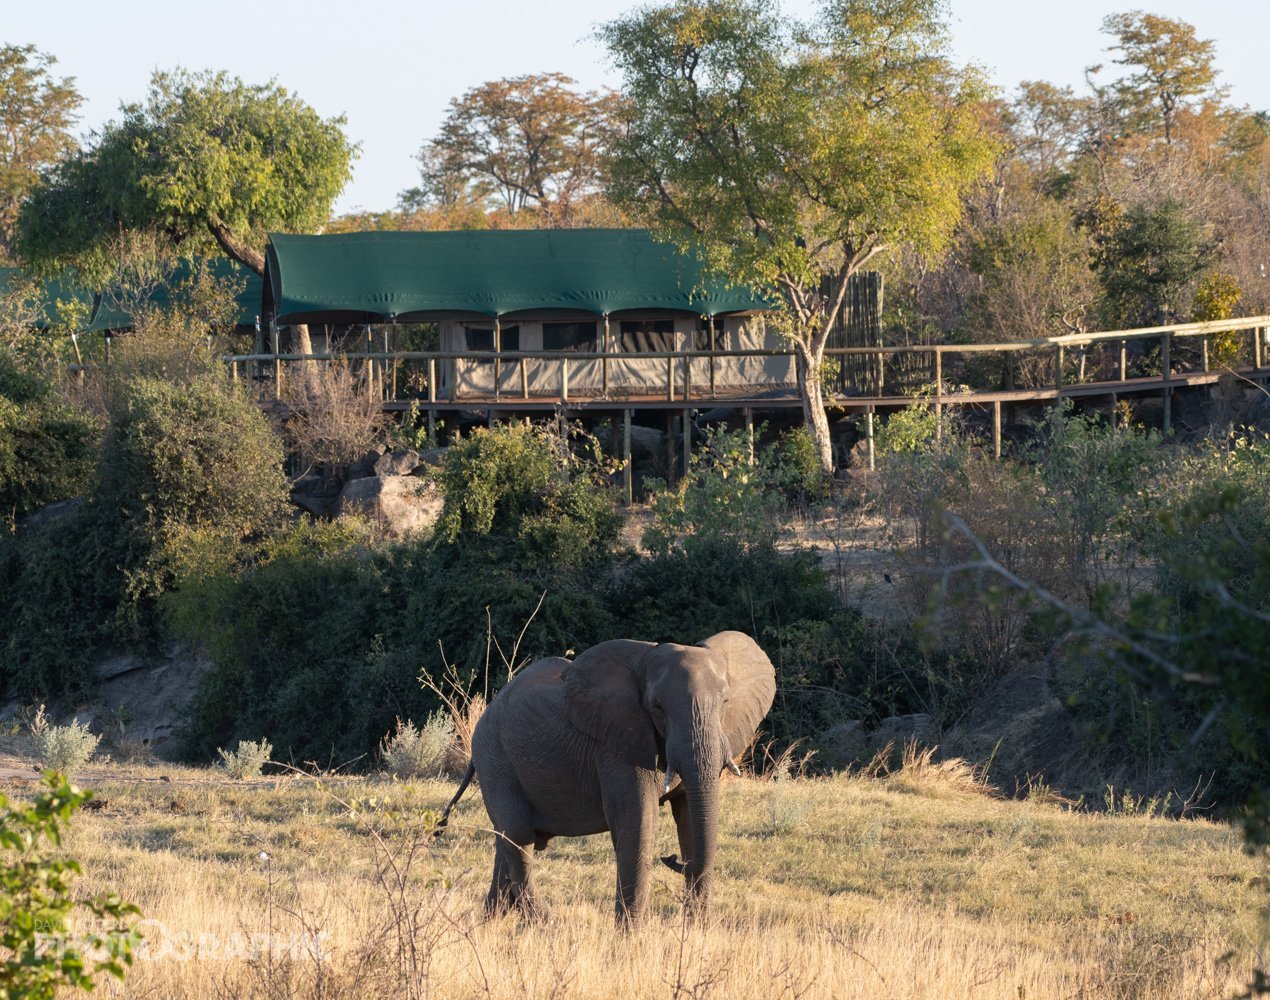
216,738 -> 272,780
0,45 -> 82,261
0,773 -> 138,998
601,0 -> 998,469
0,354 -> 101,525
1096,199 -> 1211,327
436,421 -> 620,567
18,69 -> 354,278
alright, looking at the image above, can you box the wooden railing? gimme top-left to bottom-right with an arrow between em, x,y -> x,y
223,315 -> 1270,417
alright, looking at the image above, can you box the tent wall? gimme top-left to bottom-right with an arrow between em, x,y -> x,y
439,314 -> 794,398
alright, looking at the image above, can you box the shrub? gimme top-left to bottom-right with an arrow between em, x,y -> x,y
0,354 -> 101,526
380,713 -> 456,779
0,773 -> 139,998
29,708 -> 100,775
217,738 -> 272,780
282,360 -> 385,473
436,420 -> 620,566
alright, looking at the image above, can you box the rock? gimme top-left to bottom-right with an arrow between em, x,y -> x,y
869,713 -> 936,754
290,468 -> 345,519
338,475 -> 444,538
348,446 -> 386,479
415,447 -> 449,469
627,425 -> 664,461
374,449 -> 420,477
818,720 -> 867,770
16,496 -> 85,535
95,654 -> 143,682
291,491 -> 339,519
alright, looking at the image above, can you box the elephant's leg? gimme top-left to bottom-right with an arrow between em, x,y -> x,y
601,764 -> 659,926
486,828 -> 541,919
669,789 -> 695,874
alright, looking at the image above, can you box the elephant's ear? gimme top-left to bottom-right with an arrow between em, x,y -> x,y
563,639 -> 659,770
701,631 -> 777,758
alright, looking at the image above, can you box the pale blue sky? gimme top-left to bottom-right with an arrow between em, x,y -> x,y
4,0 -> 1267,215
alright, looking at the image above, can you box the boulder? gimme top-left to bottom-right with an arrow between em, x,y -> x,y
817,720 -> 867,770
338,475 -> 444,538
374,448 -> 420,477
348,445 -> 387,479
415,447 -> 449,469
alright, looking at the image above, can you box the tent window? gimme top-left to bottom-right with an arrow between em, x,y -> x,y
619,320 -> 674,352
464,325 -> 519,359
543,322 -> 597,352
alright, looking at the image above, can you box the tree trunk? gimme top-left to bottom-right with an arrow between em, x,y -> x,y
795,345 -> 834,474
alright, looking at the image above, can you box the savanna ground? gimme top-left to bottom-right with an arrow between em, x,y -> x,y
12,748 -> 1264,1000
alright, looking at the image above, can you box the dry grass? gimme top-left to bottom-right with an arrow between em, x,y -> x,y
20,757 -> 1259,999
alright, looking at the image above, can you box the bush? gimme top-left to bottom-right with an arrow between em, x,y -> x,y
380,713 -> 456,779
0,773 -> 138,998
217,738 -> 273,780
29,708 -> 101,775
0,354 -> 101,526
436,420 -> 620,566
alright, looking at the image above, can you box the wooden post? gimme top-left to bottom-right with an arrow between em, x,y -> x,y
623,409 -> 633,505
1255,327 -> 1263,371
708,315 -> 716,396
602,314 -> 610,398
666,354 -> 674,401
865,408 -> 875,472
104,333 -> 111,366
1163,390 -> 1172,434
1161,332 -> 1171,381
561,357 -> 570,403
933,347 -> 943,444
683,349 -> 692,401
520,357 -> 529,399
1201,334 -> 1209,373
666,412 -> 676,484
992,399 -> 1002,460
1119,340 -> 1128,382
494,317 -> 502,401
385,329 -> 395,401
272,325 -> 282,401
365,327 -> 374,399
744,408 -> 754,465
682,408 -> 691,478
1055,344 -> 1065,389
427,358 -> 437,443
877,349 -> 885,397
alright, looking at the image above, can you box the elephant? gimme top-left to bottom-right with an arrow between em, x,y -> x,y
437,630 -> 776,925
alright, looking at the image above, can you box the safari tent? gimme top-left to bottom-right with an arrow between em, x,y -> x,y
262,229 -> 795,400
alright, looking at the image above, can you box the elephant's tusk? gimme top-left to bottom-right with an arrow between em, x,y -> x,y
663,773 -> 675,795
725,758 -> 742,777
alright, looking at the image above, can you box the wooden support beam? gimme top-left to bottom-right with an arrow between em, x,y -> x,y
682,408 -> 691,478
683,350 -> 692,401
1256,327 -> 1264,370
1161,332 -> 1171,381
666,412 -> 676,484
666,354 -> 674,401
1201,335 -> 1209,372
561,357 -> 570,403
520,358 -> 529,399
602,315 -> 610,398
744,408 -> 754,465
992,400 -> 1002,460
427,358 -> 436,443
708,316 -> 716,396
866,408 -> 875,472
934,347 -> 943,444
623,409 -> 633,505
1055,344 -> 1064,389
1163,390 -> 1172,434
272,326 -> 282,401
494,317 -> 502,402
1119,340 -> 1128,382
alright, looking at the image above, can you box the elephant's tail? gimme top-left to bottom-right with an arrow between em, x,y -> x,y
433,762 -> 476,840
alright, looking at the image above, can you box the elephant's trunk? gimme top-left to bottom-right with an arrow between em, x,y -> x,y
676,719 -> 722,911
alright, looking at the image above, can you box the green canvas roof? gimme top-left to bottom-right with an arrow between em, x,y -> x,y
263,229 -> 774,325
0,267 -> 96,330
87,257 -> 262,333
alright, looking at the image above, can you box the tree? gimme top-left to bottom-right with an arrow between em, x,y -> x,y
1096,198 -> 1210,326
17,69 -> 354,354
407,73 -> 614,226
1102,11 -> 1225,145
0,45 -> 82,262
601,0 -> 997,472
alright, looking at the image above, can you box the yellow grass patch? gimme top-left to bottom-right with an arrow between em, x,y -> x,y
35,765 -> 1265,999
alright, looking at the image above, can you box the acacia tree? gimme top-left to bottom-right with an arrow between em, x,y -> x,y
17,70 -> 355,351
0,45 -> 82,262
406,73 -> 613,225
1102,11 -> 1225,146
601,0 -> 997,471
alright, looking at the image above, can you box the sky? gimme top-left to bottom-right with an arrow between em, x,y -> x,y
4,0 -> 1268,216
